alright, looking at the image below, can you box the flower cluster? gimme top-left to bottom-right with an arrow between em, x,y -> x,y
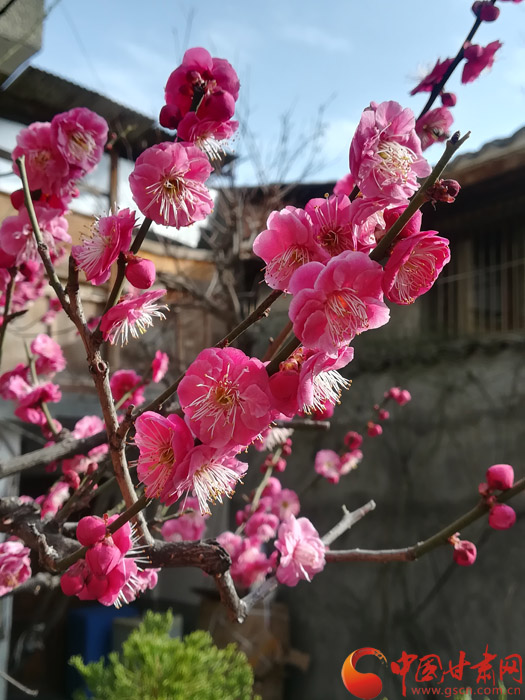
314,386 -> 411,484
60,515 -> 155,607
0,333 -> 64,430
410,1 -> 522,151
160,47 -> 240,159
0,540 -> 31,596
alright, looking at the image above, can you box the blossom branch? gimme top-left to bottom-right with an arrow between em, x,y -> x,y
322,500 -> 376,546
16,156 -> 72,319
326,474 -> 525,564
216,288 -> 283,349
96,216 -> 153,327
416,1 -> 496,120
370,130 -> 471,262
0,267 -> 17,368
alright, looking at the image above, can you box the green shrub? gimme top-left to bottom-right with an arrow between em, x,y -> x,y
70,610 -> 259,700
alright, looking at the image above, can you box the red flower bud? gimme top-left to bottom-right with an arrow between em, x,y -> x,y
344,431 -> 363,450
488,503 -> 516,530
472,1 -> 500,21
453,540 -> 477,566
486,463 -> 514,491
125,255 -> 156,289
367,422 -> 383,437
440,92 -> 457,107
426,178 -> 461,204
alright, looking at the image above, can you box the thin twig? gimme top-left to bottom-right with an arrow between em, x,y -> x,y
323,501 -> 376,546
216,288 -> 283,348
416,2 -> 495,120
0,267 -> 18,368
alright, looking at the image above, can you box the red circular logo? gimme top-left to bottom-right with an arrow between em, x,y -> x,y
341,647 -> 387,699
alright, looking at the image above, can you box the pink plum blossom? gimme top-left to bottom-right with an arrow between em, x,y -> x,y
100,289 -> 168,346
382,232 -> 451,305
416,107 -> 454,151
151,350 -> 169,383
252,206 -> 326,291
217,533 -> 274,589
72,209 -> 136,285
14,382 -> 61,425
275,516 -> 326,587
0,204 -> 70,268
333,173 -> 355,196
178,347 -> 274,450
350,101 -> 431,204
168,444 -> 248,514
51,107 -> 108,176
162,47 -> 240,129
161,497 -> 208,542
344,431 -> 363,450
288,252 -> 389,356
410,58 -> 454,95
0,365 -> 31,400
110,369 -> 145,408
72,415 -> 107,457
36,481 -> 70,518
245,511 -> 280,542
297,347 -> 353,412
12,121 -> 69,195
340,450 -> 363,475
462,41 -> 502,84
0,540 -> 31,596
135,411 -> 194,501
305,195 -> 359,257
176,112 -> 238,160
272,488 -> 301,520
30,334 -> 66,376
129,142 -> 213,228
315,449 -> 342,484
382,205 -> 422,241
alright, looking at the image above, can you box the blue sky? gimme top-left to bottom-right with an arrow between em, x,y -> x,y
32,0 -> 525,184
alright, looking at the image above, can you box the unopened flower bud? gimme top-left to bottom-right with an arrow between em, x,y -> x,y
488,503 -> 516,530
378,409 -> 390,421
344,431 -> 363,450
274,458 -> 287,473
472,1 -> 500,21
367,422 -> 383,437
426,178 -> 461,204
486,463 -> 514,491
453,540 -> 477,566
125,255 -> 156,289
441,92 -> 457,107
